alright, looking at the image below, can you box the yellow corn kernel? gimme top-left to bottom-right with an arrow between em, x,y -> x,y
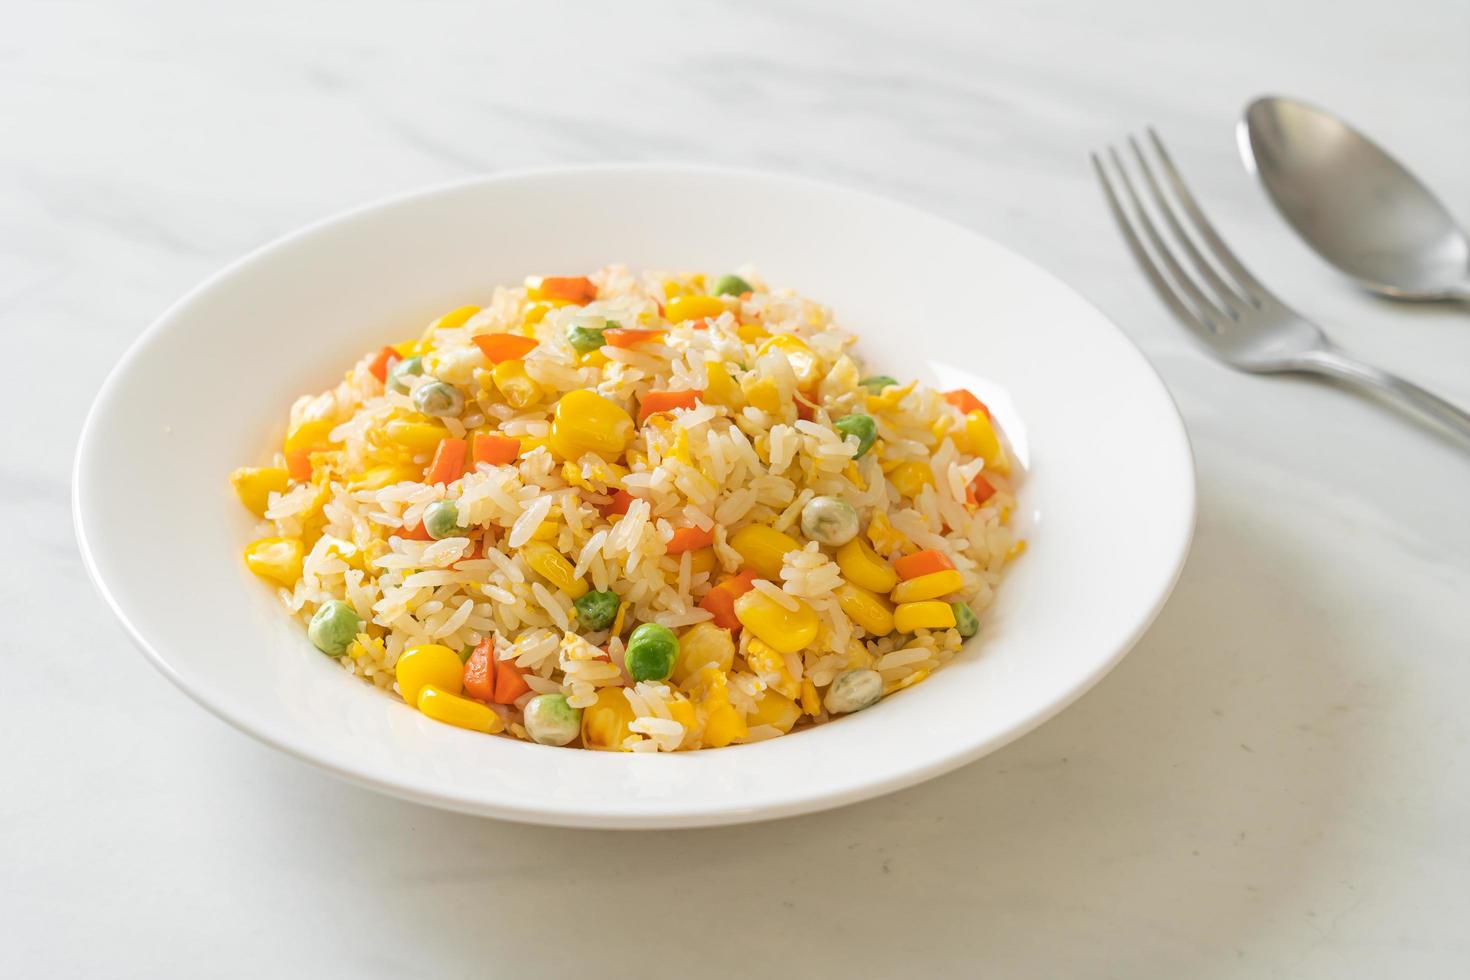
673,622 -> 736,684
800,678 -> 821,716
844,640 -> 875,670
836,537 -> 898,593
733,591 -> 819,655
583,686 -> 636,751
888,460 -> 935,498
395,643 -> 464,704
348,463 -> 422,492
230,466 -> 290,517
1008,539 -> 1027,561
417,684 -> 504,734
493,359 -> 542,409
748,691 -> 802,733
742,376 -> 781,414
728,525 -> 801,581
666,294 -> 726,324
243,536 -> 303,586
432,305 -> 481,330
522,301 -> 554,327
835,582 -> 895,636
744,638 -> 800,698
688,547 -> 718,577
959,410 -> 1009,474
736,322 -> 769,343
891,569 -> 965,603
383,420 -> 450,456
392,338 -> 429,358
611,600 -> 628,638
520,542 -> 588,599
284,419 -> 337,453
884,668 -> 930,697
703,361 -> 740,408
893,600 -> 957,633
548,389 -> 635,461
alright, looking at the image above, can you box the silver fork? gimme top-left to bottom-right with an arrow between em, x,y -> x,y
1094,130 -> 1470,445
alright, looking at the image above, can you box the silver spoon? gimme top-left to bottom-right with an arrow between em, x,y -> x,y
1239,96 -> 1470,302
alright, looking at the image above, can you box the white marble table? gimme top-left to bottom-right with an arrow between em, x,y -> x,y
6,0 -> 1469,975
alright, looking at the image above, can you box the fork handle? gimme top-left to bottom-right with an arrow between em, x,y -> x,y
1298,347 -> 1470,444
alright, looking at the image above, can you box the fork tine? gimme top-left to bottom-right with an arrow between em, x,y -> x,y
1146,128 -> 1270,301
1104,146 -> 1231,330
1128,135 -> 1251,318
1091,152 -> 1210,336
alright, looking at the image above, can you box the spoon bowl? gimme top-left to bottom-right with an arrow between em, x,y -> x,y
1240,96 -> 1470,301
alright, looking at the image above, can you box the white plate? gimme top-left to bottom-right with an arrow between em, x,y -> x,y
74,166 -> 1194,828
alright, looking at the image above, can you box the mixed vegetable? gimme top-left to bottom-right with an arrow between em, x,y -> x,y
233,270 -> 1019,750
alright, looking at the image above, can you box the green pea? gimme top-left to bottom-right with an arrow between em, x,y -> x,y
523,694 -> 583,746
858,375 -> 898,395
574,590 -> 620,631
625,622 -> 678,682
824,668 -> 883,714
951,602 -> 979,638
713,274 -> 752,297
566,324 -> 607,354
413,380 -> 464,418
800,495 -> 860,546
833,413 -> 877,457
307,599 -> 362,658
423,500 -> 465,540
386,355 -> 423,394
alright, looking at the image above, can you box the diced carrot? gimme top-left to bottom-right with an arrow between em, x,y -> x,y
492,658 -> 530,705
368,345 -> 401,383
463,640 -> 495,702
894,549 -> 955,580
638,389 -> 700,423
285,449 -> 313,482
425,437 -> 468,485
690,318 -> 712,330
472,433 -> 520,466
537,276 -> 597,304
666,526 -> 714,555
604,489 -> 634,516
738,290 -> 753,301
602,328 -> 664,348
943,389 -> 991,417
698,568 -> 758,632
473,333 -> 539,363
400,520 -> 433,541
966,473 -> 997,506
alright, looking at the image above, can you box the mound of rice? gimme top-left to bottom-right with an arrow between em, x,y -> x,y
233,266 -> 1022,751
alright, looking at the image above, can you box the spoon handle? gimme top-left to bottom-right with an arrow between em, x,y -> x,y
1298,347 -> 1470,445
